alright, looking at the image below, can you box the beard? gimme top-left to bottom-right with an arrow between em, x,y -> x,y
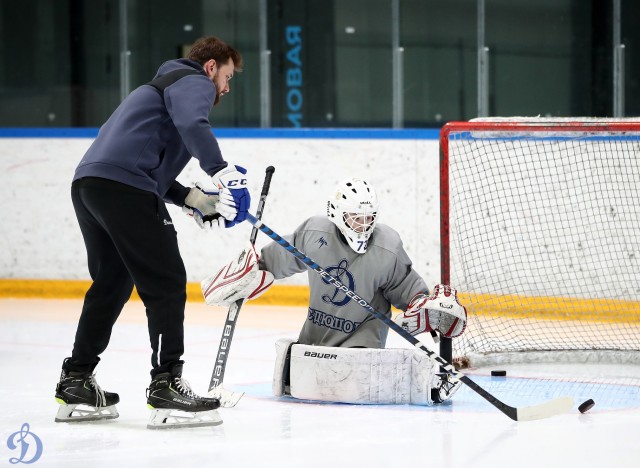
212,71 -> 222,106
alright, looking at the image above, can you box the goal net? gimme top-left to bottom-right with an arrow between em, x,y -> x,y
440,118 -> 640,367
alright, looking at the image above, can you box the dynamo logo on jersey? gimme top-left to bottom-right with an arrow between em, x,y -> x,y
321,259 -> 355,307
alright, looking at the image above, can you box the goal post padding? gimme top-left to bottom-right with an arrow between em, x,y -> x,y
439,118 -> 640,366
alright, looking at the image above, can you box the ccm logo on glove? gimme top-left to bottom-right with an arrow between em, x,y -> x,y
226,177 -> 247,187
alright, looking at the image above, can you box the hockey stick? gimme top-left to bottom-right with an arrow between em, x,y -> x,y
245,213 -> 574,421
207,166 -> 275,408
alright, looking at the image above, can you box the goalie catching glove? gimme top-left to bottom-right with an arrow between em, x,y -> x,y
201,241 -> 274,307
394,284 -> 467,338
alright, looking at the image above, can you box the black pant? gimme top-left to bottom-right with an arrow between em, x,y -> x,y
66,177 -> 186,377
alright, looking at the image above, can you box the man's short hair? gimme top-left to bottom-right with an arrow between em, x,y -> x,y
187,36 -> 243,72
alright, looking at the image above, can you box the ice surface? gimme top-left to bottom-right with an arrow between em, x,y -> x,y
1,299 -> 639,467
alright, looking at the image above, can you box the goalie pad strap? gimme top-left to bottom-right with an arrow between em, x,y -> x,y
273,338 -> 296,396
275,344 -> 439,405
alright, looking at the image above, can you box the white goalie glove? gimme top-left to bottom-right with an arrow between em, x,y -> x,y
394,284 -> 467,338
201,241 -> 274,307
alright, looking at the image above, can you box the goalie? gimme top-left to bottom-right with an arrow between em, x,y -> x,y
202,177 -> 467,406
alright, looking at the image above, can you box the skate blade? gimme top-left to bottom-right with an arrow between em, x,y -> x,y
54,400 -> 119,422
146,408 -> 223,430
207,386 -> 244,408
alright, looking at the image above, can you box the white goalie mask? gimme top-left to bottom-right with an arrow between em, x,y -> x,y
326,177 -> 379,254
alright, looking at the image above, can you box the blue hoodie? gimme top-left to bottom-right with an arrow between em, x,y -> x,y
74,58 -> 228,206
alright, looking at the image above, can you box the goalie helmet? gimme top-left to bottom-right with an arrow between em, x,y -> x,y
326,177 -> 379,254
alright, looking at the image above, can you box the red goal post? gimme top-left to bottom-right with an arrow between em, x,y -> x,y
439,118 -> 640,368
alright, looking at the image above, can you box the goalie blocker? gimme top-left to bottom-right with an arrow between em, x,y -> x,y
201,241 -> 274,307
273,338 -> 461,405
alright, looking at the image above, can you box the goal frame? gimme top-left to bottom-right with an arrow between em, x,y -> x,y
438,119 -> 640,365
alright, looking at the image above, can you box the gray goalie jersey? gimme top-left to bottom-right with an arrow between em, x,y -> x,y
258,216 -> 428,348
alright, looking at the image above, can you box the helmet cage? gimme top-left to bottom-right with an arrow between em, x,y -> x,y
327,178 -> 379,253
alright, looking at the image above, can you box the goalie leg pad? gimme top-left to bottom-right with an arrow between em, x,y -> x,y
289,344 -> 413,404
273,341 -> 452,405
273,337 -> 296,396
410,351 -> 444,405
286,344 -> 440,405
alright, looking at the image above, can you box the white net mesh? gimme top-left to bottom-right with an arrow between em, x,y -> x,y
441,119 -> 640,365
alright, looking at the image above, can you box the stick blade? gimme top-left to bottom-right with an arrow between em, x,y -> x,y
515,396 -> 574,421
208,386 -> 245,408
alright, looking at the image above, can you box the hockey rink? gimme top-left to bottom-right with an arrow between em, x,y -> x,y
1,299 -> 640,467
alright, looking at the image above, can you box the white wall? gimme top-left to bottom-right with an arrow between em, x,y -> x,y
0,136 -> 441,286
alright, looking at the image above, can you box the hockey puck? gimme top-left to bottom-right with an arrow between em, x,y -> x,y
578,399 -> 595,413
491,370 -> 507,377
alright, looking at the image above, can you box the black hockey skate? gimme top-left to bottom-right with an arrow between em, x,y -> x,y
54,369 -> 119,422
146,369 -> 222,429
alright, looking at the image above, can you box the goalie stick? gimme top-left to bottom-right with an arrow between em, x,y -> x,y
245,213 -> 574,422
207,166 -> 275,408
